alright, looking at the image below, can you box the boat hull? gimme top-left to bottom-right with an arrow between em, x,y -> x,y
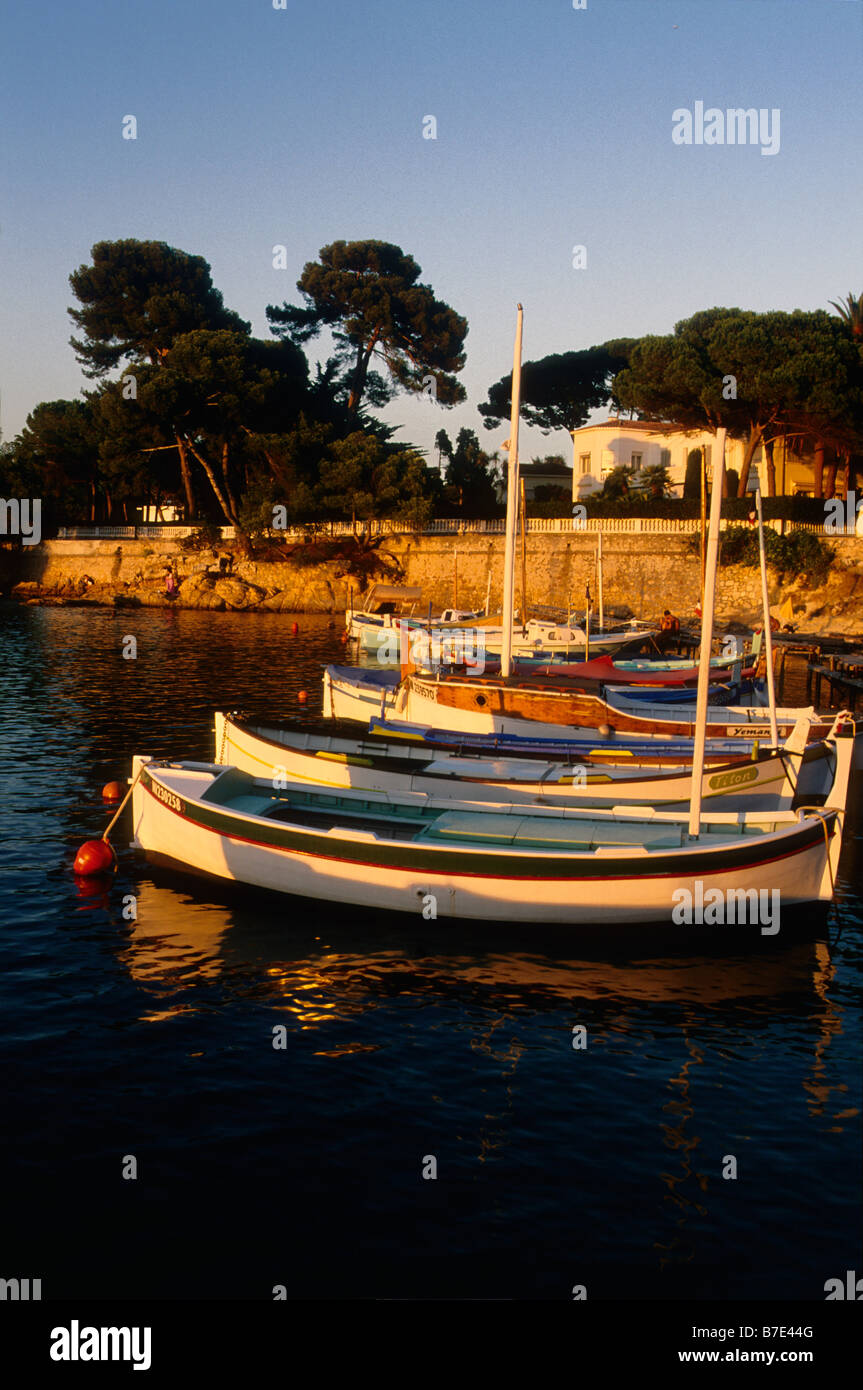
131,755 -> 849,926
321,666 -> 851,752
402,672 -> 836,741
214,712 -> 830,813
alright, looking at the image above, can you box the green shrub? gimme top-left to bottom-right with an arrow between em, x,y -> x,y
690,524 -> 833,581
177,520 -> 222,552
285,537 -> 403,583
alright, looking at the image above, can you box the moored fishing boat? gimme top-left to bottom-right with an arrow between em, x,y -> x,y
321,662 -> 846,744
213,709 -> 839,812
367,616 -> 655,664
362,717 -> 783,763
348,585 -> 490,652
480,622 -> 658,660
130,726 -> 853,925
531,650 -> 756,686
346,583 -> 424,639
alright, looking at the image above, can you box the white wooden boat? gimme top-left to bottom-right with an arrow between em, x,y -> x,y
481,623 -> 658,660
347,585 -> 489,650
321,664 -> 847,746
362,717 -> 784,764
346,584 -> 424,646
213,710 -> 839,813
525,615 -> 656,646
129,727 -> 853,925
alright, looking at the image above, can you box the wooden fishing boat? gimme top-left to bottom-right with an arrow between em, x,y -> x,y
348,585 -> 489,650
213,710 -> 838,813
129,726 -> 853,925
369,617 -> 653,664
322,663 -> 845,744
523,616 -> 655,646
382,632 -> 754,702
534,652 -> 756,686
480,623 -> 658,659
604,679 -> 758,706
404,669 -> 842,740
346,583 -> 424,638
364,716 -> 782,764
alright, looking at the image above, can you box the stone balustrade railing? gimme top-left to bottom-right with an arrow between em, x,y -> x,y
55,516 -> 829,540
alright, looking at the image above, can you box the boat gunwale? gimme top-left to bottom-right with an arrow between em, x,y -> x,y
137,762 -> 838,881
221,713 -> 829,795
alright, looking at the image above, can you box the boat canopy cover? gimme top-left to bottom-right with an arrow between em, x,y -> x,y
364,584 -> 423,604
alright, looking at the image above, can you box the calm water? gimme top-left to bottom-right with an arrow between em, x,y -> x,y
1,604 -> 861,1301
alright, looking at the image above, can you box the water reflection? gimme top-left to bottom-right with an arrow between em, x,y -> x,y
106,867 -> 855,1273
122,870 -> 832,1007
3,605 -> 859,1293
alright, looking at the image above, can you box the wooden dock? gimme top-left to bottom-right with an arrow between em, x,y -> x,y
807,652 -> 863,711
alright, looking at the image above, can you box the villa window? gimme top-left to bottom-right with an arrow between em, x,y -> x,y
579,453 -> 591,475
631,452 -> 643,471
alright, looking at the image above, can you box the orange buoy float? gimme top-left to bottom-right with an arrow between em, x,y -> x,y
102,780 -> 124,801
74,839 -> 116,877
74,876 -> 111,904
297,690 -> 308,704
291,622 -> 299,635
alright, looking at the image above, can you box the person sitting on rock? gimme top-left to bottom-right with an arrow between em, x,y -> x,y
164,565 -> 177,599
658,608 -> 680,650
660,609 -> 680,635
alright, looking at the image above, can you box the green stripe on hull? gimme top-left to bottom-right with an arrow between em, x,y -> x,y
140,768 -> 834,882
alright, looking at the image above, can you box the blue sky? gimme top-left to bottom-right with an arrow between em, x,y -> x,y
1,0 -> 861,467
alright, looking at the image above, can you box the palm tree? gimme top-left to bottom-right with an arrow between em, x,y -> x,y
636,463 -> 672,499
828,291 -> 863,338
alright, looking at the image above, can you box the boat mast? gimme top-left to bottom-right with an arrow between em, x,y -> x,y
520,478 -> 528,634
500,304 -> 523,679
688,427 -> 727,839
755,484 -> 779,746
700,444 -> 707,607
453,544 -> 459,612
597,531 -> 604,633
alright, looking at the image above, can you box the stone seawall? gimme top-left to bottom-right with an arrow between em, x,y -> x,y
3,533 -> 863,633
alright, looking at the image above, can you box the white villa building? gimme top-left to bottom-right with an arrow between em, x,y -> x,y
569,418 -> 818,500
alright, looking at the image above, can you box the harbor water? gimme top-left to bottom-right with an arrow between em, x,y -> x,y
1,604 -> 860,1299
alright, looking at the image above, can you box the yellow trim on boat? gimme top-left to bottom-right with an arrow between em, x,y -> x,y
314,750 -> 375,767
224,734 -> 346,789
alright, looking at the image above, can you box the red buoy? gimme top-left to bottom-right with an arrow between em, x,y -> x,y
73,839 -> 115,876
102,780 -> 124,801
297,690 -> 308,704
74,876 -> 111,906
291,622 -> 299,635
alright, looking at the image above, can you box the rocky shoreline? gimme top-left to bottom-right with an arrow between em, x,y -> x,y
7,547 -> 354,614
4,532 -> 863,635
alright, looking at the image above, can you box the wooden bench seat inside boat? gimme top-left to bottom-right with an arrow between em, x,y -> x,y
226,793 -> 283,816
416,810 -> 688,851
